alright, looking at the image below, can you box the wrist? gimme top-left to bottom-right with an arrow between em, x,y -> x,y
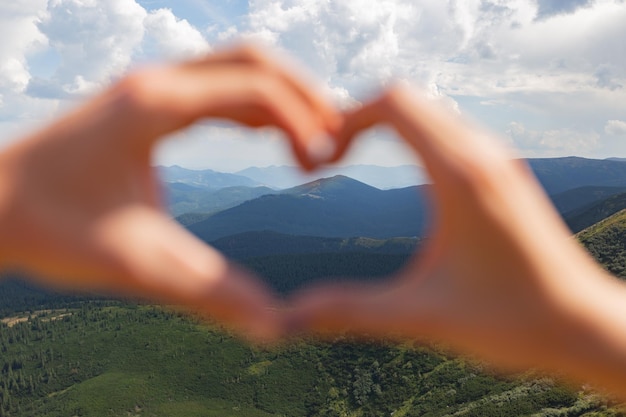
551,267 -> 626,396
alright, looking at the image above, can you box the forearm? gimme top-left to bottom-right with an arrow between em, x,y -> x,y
380,87 -> 626,394
554,269 -> 626,396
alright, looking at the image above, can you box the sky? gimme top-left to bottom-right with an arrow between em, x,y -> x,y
1,0 -> 625,171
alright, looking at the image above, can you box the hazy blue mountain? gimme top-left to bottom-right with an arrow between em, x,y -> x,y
211,230 -> 420,260
236,164 -> 427,189
158,165 -> 262,189
165,183 -> 274,217
244,252 -> 411,294
605,157 -> 626,162
161,156 -> 626,196
527,156 -> 626,195
549,185 -> 626,215
564,192 -> 626,233
188,175 -> 429,242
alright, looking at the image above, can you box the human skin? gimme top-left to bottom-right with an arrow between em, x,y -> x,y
0,45 -> 339,341
288,85 -> 626,395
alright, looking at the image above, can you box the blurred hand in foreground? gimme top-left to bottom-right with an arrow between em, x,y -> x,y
288,86 -> 626,394
0,45 -> 339,341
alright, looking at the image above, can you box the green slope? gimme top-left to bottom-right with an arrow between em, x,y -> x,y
1,303 -> 617,417
577,209 -> 626,278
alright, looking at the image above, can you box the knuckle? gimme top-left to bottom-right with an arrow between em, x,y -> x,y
447,154 -> 517,199
233,43 -> 266,65
379,83 -> 411,108
115,68 -> 160,111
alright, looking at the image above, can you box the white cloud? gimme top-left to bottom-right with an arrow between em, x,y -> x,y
0,1 -> 57,146
605,120 -> 626,136
0,58 -> 32,94
34,0 -> 147,97
0,1 -> 47,94
3,0 -> 626,166
154,124 -> 292,172
232,1 -> 625,106
144,8 -> 210,59
507,121 -> 600,152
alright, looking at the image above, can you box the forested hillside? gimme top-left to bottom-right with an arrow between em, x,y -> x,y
0,303 -> 619,417
3,159 -> 626,416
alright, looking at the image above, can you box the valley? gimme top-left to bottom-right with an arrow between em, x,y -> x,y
2,156 -> 626,415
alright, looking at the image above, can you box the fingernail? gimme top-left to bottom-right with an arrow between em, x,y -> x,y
306,134 -> 336,165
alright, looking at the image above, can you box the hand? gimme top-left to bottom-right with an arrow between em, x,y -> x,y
0,45 -> 339,341
288,86 -> 626,392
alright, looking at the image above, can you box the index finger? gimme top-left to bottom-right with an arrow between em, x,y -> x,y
194,44 -> 341,138
335,86 -> 534,214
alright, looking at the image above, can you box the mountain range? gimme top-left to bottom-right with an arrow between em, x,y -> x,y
3,158 -> 626,416
161,157 -> 626,194
186,175 -> 430,242
527,156 -> 626,195
162,157 -> 626,223
235,164 -> 428,189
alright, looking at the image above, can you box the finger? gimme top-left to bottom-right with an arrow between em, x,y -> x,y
328,101 -> 382,165
249,77 -> 337,171
93,207 -> 282,341
201,44 -> 341,138
285,282 -> 416,339
187,45 -> 341,168
197,67 -> 338,171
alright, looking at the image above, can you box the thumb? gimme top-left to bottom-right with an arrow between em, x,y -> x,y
94,207 -> 282,341
285,282 -> 408,339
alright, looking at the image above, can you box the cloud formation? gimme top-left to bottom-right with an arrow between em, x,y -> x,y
1,0 -> 625,164
605,120 -> 626,136
36,0 -> 147,96
535,0 -> 594,19
507,121 -> 600,152
144,8 -> 210,59
23,1 -> 210,100
0,2 -> 47,94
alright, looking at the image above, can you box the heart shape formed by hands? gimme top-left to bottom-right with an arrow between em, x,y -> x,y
1,45 -> 619,390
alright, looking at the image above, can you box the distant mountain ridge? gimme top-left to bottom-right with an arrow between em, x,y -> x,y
165,182 -> 274,217
161,156 -> 626,197
565,192 -> 626,233
164,156 -> 626,243
187,175 -> 429,242
527,156 -> 626,195
236,164 -> 427,189
158,165 -> 263,189
550,186 -> 626,215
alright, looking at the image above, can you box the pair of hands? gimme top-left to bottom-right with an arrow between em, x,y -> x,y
0,45 -> 623,391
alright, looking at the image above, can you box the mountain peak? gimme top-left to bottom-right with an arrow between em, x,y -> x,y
284,175 -> 379,199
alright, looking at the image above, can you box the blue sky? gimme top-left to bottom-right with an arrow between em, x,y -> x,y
1,0 -> 625,171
